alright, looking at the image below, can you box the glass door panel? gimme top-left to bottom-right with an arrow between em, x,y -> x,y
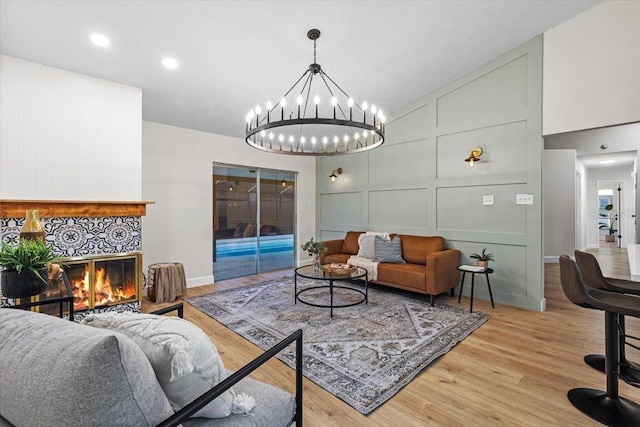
213,166 -> 258,280
258,170 -> 295,272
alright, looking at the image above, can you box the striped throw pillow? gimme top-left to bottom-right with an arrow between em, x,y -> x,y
374,236 -> 405,263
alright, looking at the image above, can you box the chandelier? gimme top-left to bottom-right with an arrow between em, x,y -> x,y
245,29 -> 385,156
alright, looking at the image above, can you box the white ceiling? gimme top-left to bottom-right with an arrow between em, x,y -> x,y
579,151 -> 637,168
0,0 -> 600,140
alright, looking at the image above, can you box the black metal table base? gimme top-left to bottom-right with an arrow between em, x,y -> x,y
457,268 -> 495,313
568,388 -> 640,426
296,283 -> 367,318
294,269 -> 368,318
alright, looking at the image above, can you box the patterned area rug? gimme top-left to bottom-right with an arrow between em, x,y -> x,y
187,277 -> 491,414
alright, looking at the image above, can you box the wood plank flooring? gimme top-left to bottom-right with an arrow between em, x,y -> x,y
143,247 -> 640,426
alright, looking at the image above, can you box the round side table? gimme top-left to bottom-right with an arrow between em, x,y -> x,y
457,265 -> 495,313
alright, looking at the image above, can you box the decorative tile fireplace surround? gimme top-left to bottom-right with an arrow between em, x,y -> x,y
0,200 -> 152,317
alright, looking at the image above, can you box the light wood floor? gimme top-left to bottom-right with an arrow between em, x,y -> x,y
143,247 -> 640,426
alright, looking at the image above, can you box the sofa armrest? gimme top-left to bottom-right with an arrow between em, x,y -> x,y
320,239 -> 344,264
158,329 -> 304,427
426,249 -> 461,296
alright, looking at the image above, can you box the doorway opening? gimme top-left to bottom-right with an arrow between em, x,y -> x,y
212,165 -> 296,281
597,184 -> 620,248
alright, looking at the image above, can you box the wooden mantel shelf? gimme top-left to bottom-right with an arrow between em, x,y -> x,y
0,200 -> 155,218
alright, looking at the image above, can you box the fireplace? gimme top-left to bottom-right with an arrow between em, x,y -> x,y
63,252 -> 143,311
1,199 -> 152,312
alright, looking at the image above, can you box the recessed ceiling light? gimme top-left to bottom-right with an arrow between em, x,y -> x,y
161,57 -> 179,69
89,33 -> 111,48
599,160 -> 616,165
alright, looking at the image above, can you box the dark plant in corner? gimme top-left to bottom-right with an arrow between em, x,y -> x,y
470,248 -> 494,268
599,204 -> 617,241
0,239 -> 59,298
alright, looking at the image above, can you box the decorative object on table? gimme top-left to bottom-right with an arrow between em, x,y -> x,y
147,262 -> 187,303
244,29 -> 385,156
599,204 -> 618,242
470,248 -> 494,268
19,209 -> 45,241
301,237 -> 326,273
187,277 -> 490,414
322,263 -> 356,275
0,239 -> 58,298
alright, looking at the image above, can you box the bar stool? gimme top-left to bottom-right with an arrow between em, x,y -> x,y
559,255 -> 640,425
575,250 -> 640,385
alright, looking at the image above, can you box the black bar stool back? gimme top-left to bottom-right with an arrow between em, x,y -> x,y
559,255 -> 640,426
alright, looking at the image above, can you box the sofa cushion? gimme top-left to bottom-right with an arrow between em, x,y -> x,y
400,235 -> 445,265
82,312 -> 233,419
182,368 -> 296,427
324,253 -> 351,264
0,309 -> 174,427
374,236 -> 405,263
341,231 -> 364,255
377,262 -> 427,292
357,234 -> 377,259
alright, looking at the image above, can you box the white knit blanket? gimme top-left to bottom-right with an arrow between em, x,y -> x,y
348,256 -> 379,281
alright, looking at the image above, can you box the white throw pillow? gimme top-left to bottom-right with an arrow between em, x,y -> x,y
357,234 -> 377,259
82,312 -> 233,419
365,231 -> 390,241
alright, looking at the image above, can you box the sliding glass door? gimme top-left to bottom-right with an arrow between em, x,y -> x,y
212,165 -> 295,280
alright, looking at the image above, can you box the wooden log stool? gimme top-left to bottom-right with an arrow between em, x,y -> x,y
147,262 -> 187,303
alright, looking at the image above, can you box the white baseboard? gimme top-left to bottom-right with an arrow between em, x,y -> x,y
298,259 -> 314,267
540,298 -> 546,312
186,275 -> 214,288
544,256 -> 559,264
585,244 -> 598,250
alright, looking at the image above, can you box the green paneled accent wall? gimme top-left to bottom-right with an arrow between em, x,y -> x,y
317,36 -> 544,311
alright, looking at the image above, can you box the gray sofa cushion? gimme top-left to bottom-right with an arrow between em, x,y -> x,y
182,368 -> 296,427
0,309 -> 174,427
82,312 -> 233,419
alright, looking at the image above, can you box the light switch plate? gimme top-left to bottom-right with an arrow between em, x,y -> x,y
516,194 -> 534,205
483,195 -> 494,206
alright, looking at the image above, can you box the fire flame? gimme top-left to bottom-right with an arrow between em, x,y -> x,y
70,264 -> 137,310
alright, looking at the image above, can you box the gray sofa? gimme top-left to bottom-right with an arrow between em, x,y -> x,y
0,305 -> 302,427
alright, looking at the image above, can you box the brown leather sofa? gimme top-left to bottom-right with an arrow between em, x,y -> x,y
320,231 -> 461,305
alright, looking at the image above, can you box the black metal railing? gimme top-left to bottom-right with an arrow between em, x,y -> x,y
152,303 -> 303,426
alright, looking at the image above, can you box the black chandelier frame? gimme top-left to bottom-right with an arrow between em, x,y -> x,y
245,29 -> 385,156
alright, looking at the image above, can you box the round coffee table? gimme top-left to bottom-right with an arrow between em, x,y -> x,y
294,265 -> 368,317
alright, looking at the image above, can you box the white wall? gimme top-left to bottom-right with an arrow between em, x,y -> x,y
543,149 -> 576,259
543,1 -> 640,135
585,165 -> 634,249
576,158 -> 588,250
142,121 -> 316,287
0,55 -> 142,200
317,36 -> 545,311
545,123 -> 639,245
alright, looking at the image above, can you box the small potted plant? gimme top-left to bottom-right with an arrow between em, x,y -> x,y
470,248 -> 494,268
599,204 -> 618,242
0,239 -> 58,298
301,237 -> 326,272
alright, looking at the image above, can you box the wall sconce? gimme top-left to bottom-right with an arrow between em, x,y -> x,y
281,179 -> 286,187
329,168 -> 343,181
464,147 -> 483,167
